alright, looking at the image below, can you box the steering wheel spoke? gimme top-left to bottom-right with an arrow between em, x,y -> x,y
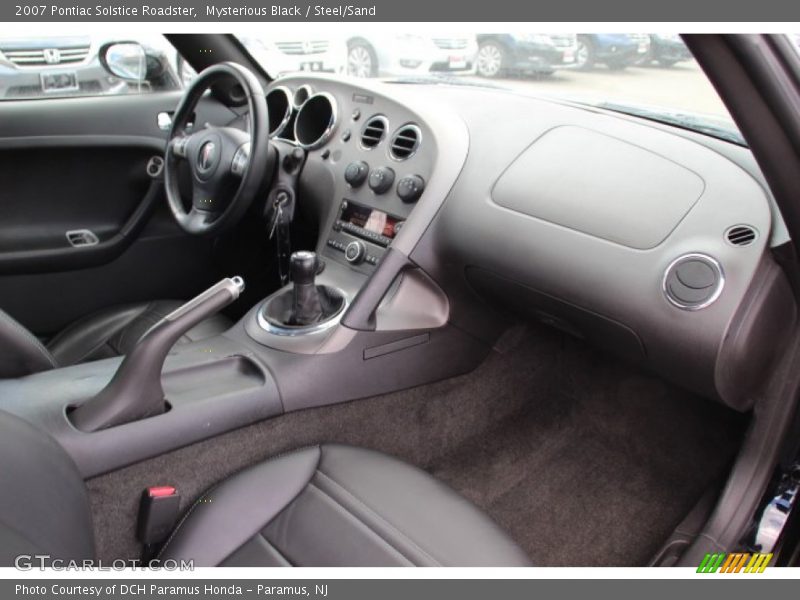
183,207 -> 215,234
168,133 -> 192,159
191,179 -> 219,212
215,126 -> 251,178
231,142 -> 251,177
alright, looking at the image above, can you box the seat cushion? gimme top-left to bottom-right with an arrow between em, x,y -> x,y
159,444 -> 532,567
0,410 -> 95,565
47,301 -> 232,367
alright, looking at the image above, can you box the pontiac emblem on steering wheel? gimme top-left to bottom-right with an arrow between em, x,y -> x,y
198,141 -> 216,171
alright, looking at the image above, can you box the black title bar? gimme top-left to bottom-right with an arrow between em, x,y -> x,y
3,0 -> 800,21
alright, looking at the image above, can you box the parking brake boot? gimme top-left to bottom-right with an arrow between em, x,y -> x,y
69,277 -> 245,432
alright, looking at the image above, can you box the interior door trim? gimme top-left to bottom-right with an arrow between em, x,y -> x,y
0,178 -> 164,274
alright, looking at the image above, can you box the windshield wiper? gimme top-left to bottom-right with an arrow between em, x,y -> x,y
590,101 -> 747,146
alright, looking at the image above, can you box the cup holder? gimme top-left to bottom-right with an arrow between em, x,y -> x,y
257,285 -> 348,336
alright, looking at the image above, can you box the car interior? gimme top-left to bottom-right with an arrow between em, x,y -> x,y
1,32 -> 800,568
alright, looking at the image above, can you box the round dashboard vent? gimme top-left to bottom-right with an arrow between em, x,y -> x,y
360,115 -> 388,149
663,254 -> 724,310
725,225 -> 757,247
390,124 -> 421,160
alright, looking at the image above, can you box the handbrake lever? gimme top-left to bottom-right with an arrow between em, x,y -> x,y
70,276 -> 245,433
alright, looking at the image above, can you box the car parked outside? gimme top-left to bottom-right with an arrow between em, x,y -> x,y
242,35 -> 347,78
475,33 -> 578,78
575,33 -> 650,70
637,34 -> 693,67
176,35 -> 347,86
0,35 -> 180,99
346,34 -> 477,78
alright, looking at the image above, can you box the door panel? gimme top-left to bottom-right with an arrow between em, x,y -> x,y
0,142 -> 158,270
0,90 -> 240,334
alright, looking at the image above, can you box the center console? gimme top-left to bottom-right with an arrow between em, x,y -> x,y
246,77 -> 442,353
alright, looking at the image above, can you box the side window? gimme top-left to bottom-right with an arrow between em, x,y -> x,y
0,34 -> 185,100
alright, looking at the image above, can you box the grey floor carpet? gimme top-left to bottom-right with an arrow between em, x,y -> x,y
87,323 -> 745,566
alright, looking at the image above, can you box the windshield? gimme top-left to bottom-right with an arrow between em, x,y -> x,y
235,31 -> 749,145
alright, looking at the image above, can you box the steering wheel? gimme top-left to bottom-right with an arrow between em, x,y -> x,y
164,62 -> 271,235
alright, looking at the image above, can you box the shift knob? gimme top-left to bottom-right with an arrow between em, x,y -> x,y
290,251 -> 322,326
290,251 -> 318,286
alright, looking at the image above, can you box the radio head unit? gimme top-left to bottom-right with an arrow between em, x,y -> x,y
323,199 -> 407,272
338,200 -> 403,246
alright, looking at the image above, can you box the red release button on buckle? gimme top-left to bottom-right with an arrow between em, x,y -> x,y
147,486 -> 176,498
139,485 -> 181,547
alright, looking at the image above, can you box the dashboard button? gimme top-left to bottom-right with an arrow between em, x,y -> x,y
344,161 -> 369,187
397,175 -> 425,203
344,240 -> 367,264
368,166 -> 396,195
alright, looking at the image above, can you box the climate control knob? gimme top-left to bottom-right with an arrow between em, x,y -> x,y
368,166 -> 395,195
344,161 -> 369,187
344,240 -> 367,264
397,175 -> 425,203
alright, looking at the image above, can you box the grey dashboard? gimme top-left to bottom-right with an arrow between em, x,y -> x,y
264,75 -> 793,412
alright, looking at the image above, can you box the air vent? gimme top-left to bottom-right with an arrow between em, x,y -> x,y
664,254 -> 724,310
390,124 -> 421,160
360,116 -> 388,149
726,225 -> 757,247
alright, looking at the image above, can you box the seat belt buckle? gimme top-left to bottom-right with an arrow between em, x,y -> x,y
137,486 -> 181,546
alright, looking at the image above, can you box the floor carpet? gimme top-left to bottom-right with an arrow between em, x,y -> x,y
87,323 -> 746,565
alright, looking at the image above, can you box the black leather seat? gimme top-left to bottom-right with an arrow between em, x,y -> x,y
159,444 -> 532,566
0,301 -> 231,378
0,412 -> 532,567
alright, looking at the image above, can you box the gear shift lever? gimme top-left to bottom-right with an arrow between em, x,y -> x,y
258,252 -> 345,333
290,251 -> 323,325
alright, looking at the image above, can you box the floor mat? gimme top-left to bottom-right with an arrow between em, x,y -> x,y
427,330 -> 746,565
87,323 -> 746,565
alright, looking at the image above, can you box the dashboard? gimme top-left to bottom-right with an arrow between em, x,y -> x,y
260,74 -> 794,413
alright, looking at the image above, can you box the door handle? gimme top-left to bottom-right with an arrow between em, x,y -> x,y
65,229 -> 99,247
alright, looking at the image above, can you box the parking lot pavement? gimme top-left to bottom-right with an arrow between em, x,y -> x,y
457,61 -> 731,120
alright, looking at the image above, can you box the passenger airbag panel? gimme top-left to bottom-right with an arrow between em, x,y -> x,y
491,125 -> 705,249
